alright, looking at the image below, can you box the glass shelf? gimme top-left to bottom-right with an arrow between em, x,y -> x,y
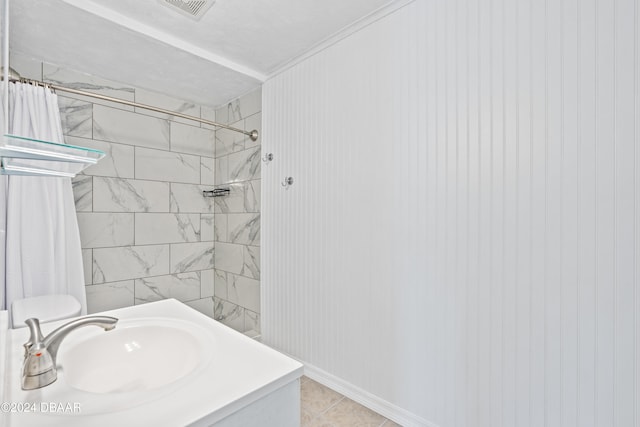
0,134 -> 105,177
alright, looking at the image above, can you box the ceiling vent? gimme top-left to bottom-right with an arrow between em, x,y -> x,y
159,0 -> 216,20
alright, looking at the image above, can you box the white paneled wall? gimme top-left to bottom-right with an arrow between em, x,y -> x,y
262,0 -> 640,426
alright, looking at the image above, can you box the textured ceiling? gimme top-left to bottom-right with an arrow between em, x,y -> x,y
10,0 -> 393,107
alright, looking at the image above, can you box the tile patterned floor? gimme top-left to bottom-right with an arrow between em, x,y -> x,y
300,376 -> 402,427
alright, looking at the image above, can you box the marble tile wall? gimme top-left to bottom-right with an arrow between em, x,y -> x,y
206,89 -> 262,337
11,53 -> 221,316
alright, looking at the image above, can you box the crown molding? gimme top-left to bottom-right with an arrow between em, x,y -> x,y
267,0 -> 416,79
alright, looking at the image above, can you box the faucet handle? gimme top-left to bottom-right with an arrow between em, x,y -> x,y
23,318 -> 45,354
22,318 -> 57,389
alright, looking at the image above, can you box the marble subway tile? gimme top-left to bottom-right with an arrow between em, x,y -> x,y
82,249 -> 92,286
135,213 -> 200,245
94,105 -> 170,150
86,281 -> 135,314
227,274 -> 260,313
214,269 -> 228,300
201,214 -> 214,241
228,213 -> 260,245
240,89 -> 262,120
215,156 -> 228,184
243,330 -> 260,340
44,64 -> 135,111
215,127 -> 245,157
55,70 -> 260,317
214,242 -> 244,274
135,147 -> 200,184
213,183 -> 245,213
200,107 -> 216,131
245,310 -> 261,335
93,245 -> 169,284
242,246 -> 260,280
171,122 -> 215,157
58,96 -> 92,138
228,146 -> 260,183
93,177 -> 169,212
170,242 -> 214,273
77,213 -> 134,248
215,89 -> 261,124
169,183 -> 215,213
135,88 -> 200,125
201,157 -> 214,185
66,136 -> 135,178
213,297 -> 244,332
201,269 -> 214,298
214,214 -> 228,242
244,180 -> 261,213
134,272 -> 200,304
185,297 -> 214,319
72,175 -> 92,212
214,99 -> 241,125
244,112 -> 262,150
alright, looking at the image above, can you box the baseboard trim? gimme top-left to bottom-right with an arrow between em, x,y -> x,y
303,362 -> 438,427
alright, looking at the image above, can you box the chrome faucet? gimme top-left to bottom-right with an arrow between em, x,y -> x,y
22,316 -> 118,390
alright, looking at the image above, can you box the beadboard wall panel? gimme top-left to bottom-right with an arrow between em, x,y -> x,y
262,0 -> 639,426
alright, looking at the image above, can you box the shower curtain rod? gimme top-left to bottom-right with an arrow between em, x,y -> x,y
8,76 -> 259,141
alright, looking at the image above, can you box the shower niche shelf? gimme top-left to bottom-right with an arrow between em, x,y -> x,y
0,134 -> 105,177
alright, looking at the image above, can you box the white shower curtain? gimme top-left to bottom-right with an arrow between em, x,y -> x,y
0,82 -> 87,320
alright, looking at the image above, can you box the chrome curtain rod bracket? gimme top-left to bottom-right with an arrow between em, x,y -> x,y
5,75 -> 258,141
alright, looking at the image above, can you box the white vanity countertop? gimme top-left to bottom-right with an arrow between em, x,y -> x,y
1,299 -> 303,426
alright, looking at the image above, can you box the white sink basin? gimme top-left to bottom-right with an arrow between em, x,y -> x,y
1,299 -> 303,427
61,320 -> 205,393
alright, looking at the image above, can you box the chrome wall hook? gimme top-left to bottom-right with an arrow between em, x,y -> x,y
262,153 -> 274,163
281,177 -> 294,188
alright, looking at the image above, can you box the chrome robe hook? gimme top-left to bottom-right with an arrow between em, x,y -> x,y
282,177 -> 294,188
